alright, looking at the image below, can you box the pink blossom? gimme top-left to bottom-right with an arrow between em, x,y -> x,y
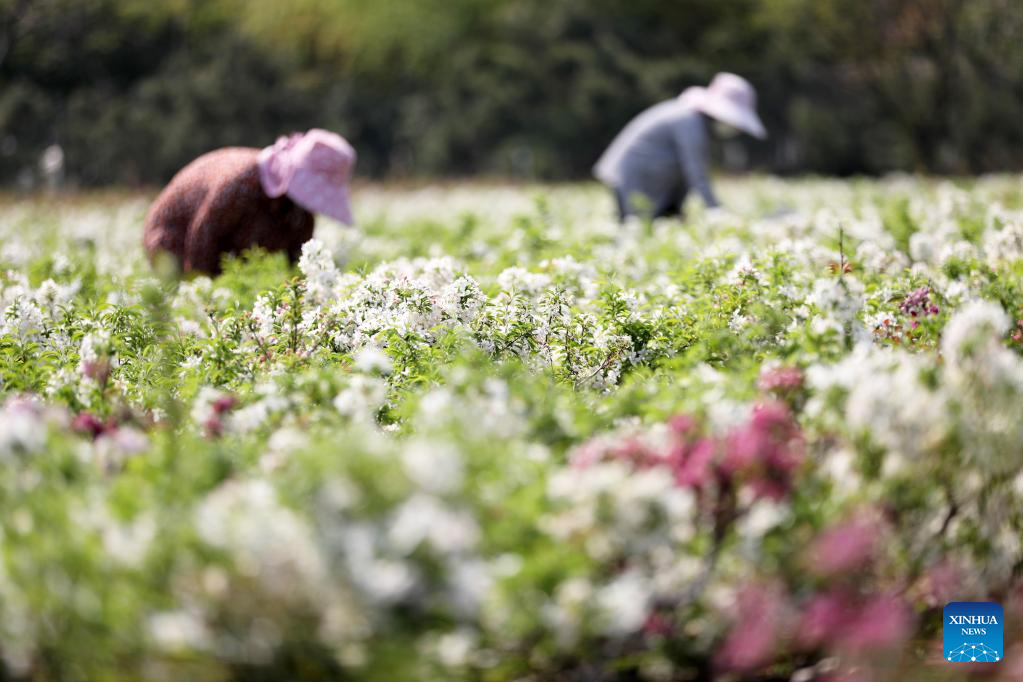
722,402 -> 804,500
1009,581 -> 1023,619
917,561 -> 963,607
72,412 -> 108,439
5,396 -> 44,417
664,413 -> 717,488
717,584 -> 789,672
900,286 -> 939,319
212,394 -> 237,414
107,426 -> 149,455
834,595 -> 911,654
204,415 -> 224,438
798,590 -> 853,649
806,515 -> 877,576
81,358 -> 111,384
643,612 -> 673,637
998,647 -> 1023,680
899,287 -> 940,330
798,591 -> 911,656
757,366 -> 804,393
612,436 -> 662,469
667,413 -> 696,436
668,437 -> 716,488
569,439 -> 608,468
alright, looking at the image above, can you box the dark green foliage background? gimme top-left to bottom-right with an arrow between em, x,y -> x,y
2,0 -> 1022,185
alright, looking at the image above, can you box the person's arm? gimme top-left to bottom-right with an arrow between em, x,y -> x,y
673,114 -> 720,208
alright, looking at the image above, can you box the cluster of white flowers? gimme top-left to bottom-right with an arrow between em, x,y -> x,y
809,345 -> 949,467
77,329 -> 114,378
807,276 -> 866,338
982,208 -> 1023,266
192,477 -> 370,663
230,382 -> 291,433
940,301 -> 1023,475
333,375 -> 388,422
811,300 -> 1023,476
805,300 -> 1023,585
542,462 -> 699,641
298,238 -> 341,304
196,479 -> 330,599
0,397 -> 51,460
1,296 -> 46,343
4,179 -> 1023,678
314,254 -> 483,351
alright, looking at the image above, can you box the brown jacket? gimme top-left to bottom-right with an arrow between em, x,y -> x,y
143,147 -> 314,275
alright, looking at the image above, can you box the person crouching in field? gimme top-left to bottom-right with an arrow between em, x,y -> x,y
143,129 -> 356,275
594,73 -> 766,223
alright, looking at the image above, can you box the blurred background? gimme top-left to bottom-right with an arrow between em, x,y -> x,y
2,0 -> 1023,188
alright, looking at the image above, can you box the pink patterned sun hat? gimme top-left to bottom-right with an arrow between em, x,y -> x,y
258,129 -> 357,225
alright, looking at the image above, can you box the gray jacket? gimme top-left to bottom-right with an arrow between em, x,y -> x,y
594,99 -> 719,214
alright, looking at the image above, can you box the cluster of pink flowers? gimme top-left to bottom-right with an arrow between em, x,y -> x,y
204,394 -> 237,437
80,357 -> 112,385
718,512 -> 912,675
721,403 -> 804,500
801,515 -> 911,656
799,589 -> 910,654
1011,317 -> 1023,344
716,583 -> 790,671
900,286 -> 940,328
664,414 -> 717,488
806,515 -> 877,576
572,401 -> 805,502
72,411 -> 117,440
757,365 -> 804,395
65,409 -> 149,467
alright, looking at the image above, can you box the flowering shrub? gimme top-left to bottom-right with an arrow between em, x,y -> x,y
1,179 -> 1023,679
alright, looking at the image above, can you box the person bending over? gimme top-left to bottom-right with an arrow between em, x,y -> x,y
594,73 -> 766,222
144,129 -> 356,275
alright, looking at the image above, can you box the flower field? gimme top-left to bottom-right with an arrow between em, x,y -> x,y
2,178 -> 1023,680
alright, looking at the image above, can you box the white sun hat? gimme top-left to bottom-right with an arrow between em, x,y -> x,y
683,73 -> 767,140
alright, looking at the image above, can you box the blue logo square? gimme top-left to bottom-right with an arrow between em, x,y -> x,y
943,602 -> 1002,663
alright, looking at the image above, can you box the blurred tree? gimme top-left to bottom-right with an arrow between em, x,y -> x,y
1,0 -> 1022,185
755,0 -> 1023,174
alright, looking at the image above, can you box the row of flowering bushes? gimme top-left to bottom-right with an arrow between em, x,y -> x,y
1,179 -> 1023,679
